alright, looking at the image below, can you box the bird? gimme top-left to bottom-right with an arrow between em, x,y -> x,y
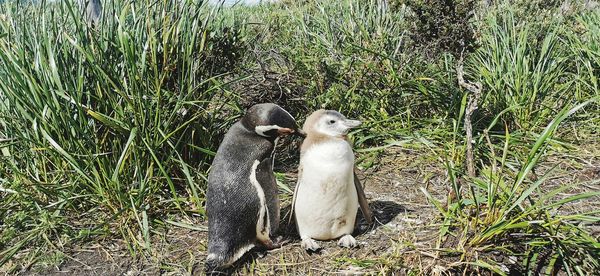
205,103 -> 305,272
292,109 -> 373,251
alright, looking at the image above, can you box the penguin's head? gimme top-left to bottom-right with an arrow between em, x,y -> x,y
303,110 -> 361,138
241,103 -> 306,139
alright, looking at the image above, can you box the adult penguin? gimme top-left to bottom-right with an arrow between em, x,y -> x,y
205,103 -> 305,272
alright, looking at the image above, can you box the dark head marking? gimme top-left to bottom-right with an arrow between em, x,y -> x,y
241,103 -> 304,138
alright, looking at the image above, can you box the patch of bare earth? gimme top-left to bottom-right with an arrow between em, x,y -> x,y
15,144 -> 600,275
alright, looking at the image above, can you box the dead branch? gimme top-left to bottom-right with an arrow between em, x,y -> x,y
457,57 -> 482,178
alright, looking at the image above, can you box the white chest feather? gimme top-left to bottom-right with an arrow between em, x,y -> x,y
294,140 -> 358,240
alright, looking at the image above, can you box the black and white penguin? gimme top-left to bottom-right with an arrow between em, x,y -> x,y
205,103 -> 305,272
292,109 -> 373,251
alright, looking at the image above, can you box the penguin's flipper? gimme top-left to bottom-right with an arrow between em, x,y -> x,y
256,158 -> 279,234
289,164 -> 303,227
354,167 -> 374,225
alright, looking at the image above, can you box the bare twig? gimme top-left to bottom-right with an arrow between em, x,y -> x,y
457,56 -> 482,178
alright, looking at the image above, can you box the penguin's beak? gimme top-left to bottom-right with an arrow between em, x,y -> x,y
277,128 -> 294,136
276,127 -> 306,138
344,119 -> 361,128
293,128 -> 307,138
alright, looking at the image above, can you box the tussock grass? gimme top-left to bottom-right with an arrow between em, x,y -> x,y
416,6 -> 600,274
0,0 -> 244,267
423,98 -> 600,274
472,11 -> 568,130
570,11 -> 600,98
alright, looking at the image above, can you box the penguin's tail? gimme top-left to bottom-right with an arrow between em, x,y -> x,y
205,242 -> 238,274
204,250 -> 229,274
204,258 -> 219,274
205,253 -> 227,274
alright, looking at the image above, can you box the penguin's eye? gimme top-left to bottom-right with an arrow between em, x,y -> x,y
327,120 -> 336,125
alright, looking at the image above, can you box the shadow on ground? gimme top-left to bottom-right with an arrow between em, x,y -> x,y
210,200 -> 408,274
356,200 -> 410,235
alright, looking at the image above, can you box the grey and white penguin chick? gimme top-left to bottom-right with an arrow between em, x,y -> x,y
206,103 -> 305,272
292,110 -> 373,252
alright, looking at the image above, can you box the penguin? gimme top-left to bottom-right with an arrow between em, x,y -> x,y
78,0 -> 102,26
205,103 -> 306,272
292,109 -> 373,251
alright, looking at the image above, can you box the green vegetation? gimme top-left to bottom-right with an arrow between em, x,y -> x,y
1,0 -> 598,274
0,0 -> 242,264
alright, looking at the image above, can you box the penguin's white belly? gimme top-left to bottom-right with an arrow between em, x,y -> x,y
295,141 -> 358,240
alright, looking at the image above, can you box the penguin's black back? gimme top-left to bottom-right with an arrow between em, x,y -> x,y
206,121 -> 275,269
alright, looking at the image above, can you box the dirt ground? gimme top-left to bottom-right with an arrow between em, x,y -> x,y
13,144 -> 600,275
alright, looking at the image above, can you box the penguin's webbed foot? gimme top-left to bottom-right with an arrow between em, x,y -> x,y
338,234 -> 357,248
260,238 -> 276,250
301,236 -> 321,252
259,237 -> 285,250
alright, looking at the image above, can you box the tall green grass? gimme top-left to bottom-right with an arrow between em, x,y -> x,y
0,0 -> 245,265
420,6 -> 600,274
424,98 -> 600,274
570,10 -> 600,99
231,0 -> 466,147
472,11 -> 568,130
